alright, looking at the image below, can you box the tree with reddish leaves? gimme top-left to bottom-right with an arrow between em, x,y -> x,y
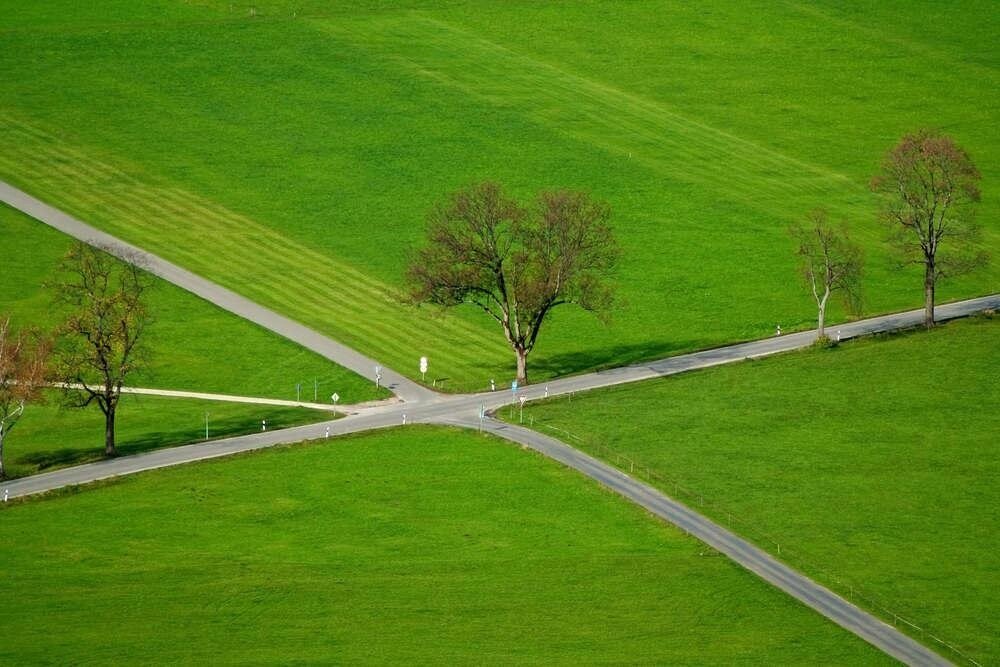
0,316 -> 50,479
789,209 -> 863,340
408,182 -> 618,385
871,130 -> 987,327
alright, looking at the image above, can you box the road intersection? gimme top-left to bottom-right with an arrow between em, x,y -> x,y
5,179 -> 993,665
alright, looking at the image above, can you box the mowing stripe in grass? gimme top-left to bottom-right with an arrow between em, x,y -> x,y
0,112 -> 514,384
317,13 -> 866,221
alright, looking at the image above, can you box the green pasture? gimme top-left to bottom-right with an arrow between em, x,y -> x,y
0,204 -> 384,402
516,316 -> 1000,663
1,426 -> 891,664
1,391 -> 332,479
0,1 -> 995,389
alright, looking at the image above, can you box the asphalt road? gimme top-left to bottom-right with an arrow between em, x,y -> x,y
9,287 -> 995,502
448,417 -> 952,667
0,180 -> 434,404
5,179 -> 991,665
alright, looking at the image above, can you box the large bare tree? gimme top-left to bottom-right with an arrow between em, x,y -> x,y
408,182 -> 618,385
0,317 -> 50,479
871,130 -> 987,327
789,209 -> 863,340
52,242 -> 151,457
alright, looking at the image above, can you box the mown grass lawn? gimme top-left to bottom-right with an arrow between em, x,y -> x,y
0,1 -> 995,389
0,204 -> 386,402
516,316 -> 1000,663
1,391 -> 333,479
1,426 -> 891,664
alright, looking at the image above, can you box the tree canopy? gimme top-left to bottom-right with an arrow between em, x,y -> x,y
871,129 -> 986,326
408,182 -> 618,384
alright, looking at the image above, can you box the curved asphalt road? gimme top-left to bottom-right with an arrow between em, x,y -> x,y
0,181 -> 433,404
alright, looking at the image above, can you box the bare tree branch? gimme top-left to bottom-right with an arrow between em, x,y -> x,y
789,210 -> 864,340
407,182 -> 619,384
49,242 -> 152,456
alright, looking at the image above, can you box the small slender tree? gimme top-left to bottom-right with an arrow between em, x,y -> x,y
0,317 -> 50,479
789,209 -> 863,340
871,129 -> 987,327
408,182 -> 619,385
52,242 -> 151,457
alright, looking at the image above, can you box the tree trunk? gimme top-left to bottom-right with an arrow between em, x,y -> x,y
104,407 -> 117,457
515,347 -> 528,386
924,259 -> 936,328
817,288 -> 830,340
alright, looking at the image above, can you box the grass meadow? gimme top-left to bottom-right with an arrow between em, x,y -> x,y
515,316 -> 1000,663
1,426 -> 891,664
0,1 -> 995,389
0,204 -> 385,402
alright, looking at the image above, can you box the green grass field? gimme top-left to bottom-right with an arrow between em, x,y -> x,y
2,391 -> 332,479
0,426 -> 891,664
515,316 -> 1000,663
0,1 -> 995,389
0,204 -> 385,402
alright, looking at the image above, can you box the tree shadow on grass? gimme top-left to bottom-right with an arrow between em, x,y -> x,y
13,411 -> 331,479
531,338 -> 712,378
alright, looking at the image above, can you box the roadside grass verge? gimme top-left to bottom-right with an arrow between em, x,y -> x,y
0,425 -> 890,664
1,391 -> 333,479
514,315 -> 1000,663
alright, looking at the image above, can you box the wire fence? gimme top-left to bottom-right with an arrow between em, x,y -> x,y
529,420 -> 983,667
